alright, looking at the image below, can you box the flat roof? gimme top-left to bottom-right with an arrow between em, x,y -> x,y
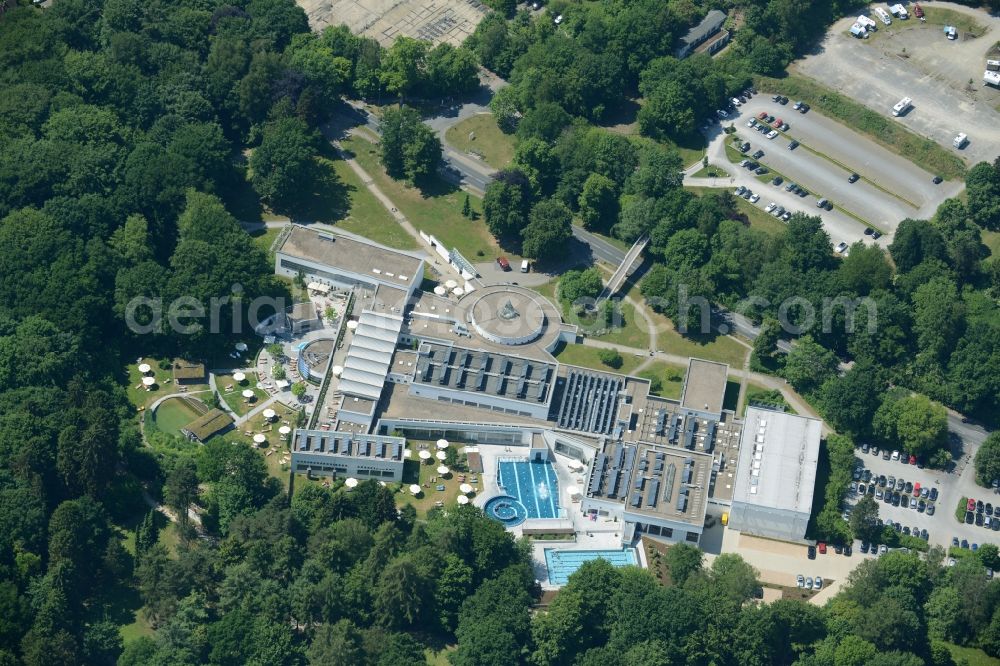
585,440 -> 711,527
379,382 -> 548,427
412,341 -> 556,406
278,225 -> 422,288
681,9 -> 726,46
293,429 -> 405,461
680,358 -> 729,415
173,359 -> 205,380
289,301 -> 318,322
732,407 -> 821,515
338,310 -> 404,401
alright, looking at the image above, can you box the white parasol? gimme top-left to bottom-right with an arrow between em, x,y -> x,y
262,408 -> 276,420
253,434 -> 266,445
456,495 -> 470,505
409,484 -> 422,495
460,483 -> 473,494
142,376 -> 155,386
235,342 -> 248,352
452,287 -> 464,296
138,363 -> 151,374
433,286 -> 447,296
233,371 -> 246,382
331,365 -> 344,376
445,279 -> 458,289
345,477 -> 358,489
346,320 -> 359,330
279,425 -> 292,435
436,450 -> 447,461
419,450 -> 432,460
436,439 -> 449,449
437,465 -> 449,475
242,389 -> 254,399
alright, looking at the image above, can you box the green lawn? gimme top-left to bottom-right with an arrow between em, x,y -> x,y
250,226 -> 281,256
394,447 -> 473,519
444,113 -> 515,170
756,73 -> 967,180
637,361 -> 686,399
153,397 -> 205,437
328,157 -> 419,250
125,360 -> 209,410
746,382 -> 796,414
692,164 -> 729,178
340,134 -> 515,263
590,300 -> 651,349
862,7 -> 985,40
217,371 -> 269,416
983,229 -> 1000,258
553,342 -> 645,376
943,643 -> 1000,666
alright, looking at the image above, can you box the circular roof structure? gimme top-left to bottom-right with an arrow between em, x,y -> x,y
469,286 -> 549,346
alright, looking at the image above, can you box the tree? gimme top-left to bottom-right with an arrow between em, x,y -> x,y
783,336 -> 838,395
516,102 -> 572,143
307,620 -> 364,665
379,37 -> 427,97
559,268 -> 604,305
598,349 -> 623,369
578,173 -> 618,232
292,382 -> 307,398
751,317 -> 780,367
975,433 -> 1000,487
250,117 -> 318,212
462,194 -> 472,219
425,44 -> 479,97
664,543 -> 703,585
820,362 -> 887,437
850,496 -> 881,543
873,391 -> 948,461
164,459 -> 199,534
889,218 -> 947,272
912,276 -> 963,363
522,199 -> 572,261
436,554 -> 474,632
379,106 -> 442,182
490,86 -> 521,133
512,138 -> 558,196
483,170 -> 531,240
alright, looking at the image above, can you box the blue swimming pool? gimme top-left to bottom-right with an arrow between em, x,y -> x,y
544,548 -> 638,585
484,495 -> 528,526
497,460 -> 559,519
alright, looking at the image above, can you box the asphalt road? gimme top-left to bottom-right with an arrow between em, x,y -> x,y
796,3 -> 1000,168
571,226 -> 628,265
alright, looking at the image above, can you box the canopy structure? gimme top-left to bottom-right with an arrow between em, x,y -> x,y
242,389 -> 255,399
436,450 -> 447,461
278,425 -> 292,435
566,485 -> 581,498
437,465 -> 449,475
445,279 -> 458,289
346,320 -> 359,330
436,439 -> 449,449
307,282 -> 331,294
331,365 -> 344,376
141,376 -> 156,386
253,434 -> 266,444
409,484 -> 422,495
459,483 -> 473,494
433,286 -> 447,296
276,379 -> 290,389
418,450 -> 432,460
137,363 -> 151,374
232,371 -> 246,383
235,342 -> 248,352
262,408 -> 276,420
456,495 -> 470,505
345,477 -> 358,489
452,287 -> 464,296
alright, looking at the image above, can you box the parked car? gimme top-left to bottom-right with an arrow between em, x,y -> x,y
772,176 -> 784,186
752,149 -> 765,159
796,574 -> 805,588
793,101 -> 802,110
835,242 -> 849,254
799,103 -> 810,113
755,167 -> 769,175
968,498 -> 977,512
779,96 -> 789,104
780,123 -> 790,131
987,503 -> 994,516
844,544 -> 852,556
848,173 -> 860,183
927,504 -> 935,516
953,537 -> 960,548
962,539 -> 969,549
789,140 -> 800,150
807,545 -> 816,560
813,576 -> 823,590
765,202 -> 776,213
904,481 -> 913,494
749,193 -> 760,203
747,118 -> 757,127
758,111 -> 769,120
766,130 -> 778,139
932,175 -> 943,184
781,211 -> 792,221
818,542 -> 827,554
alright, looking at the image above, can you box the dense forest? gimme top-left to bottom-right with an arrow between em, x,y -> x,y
1,0 -> 999,663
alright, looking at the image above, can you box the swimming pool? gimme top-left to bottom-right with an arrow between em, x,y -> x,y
484,495 -> 528,526
497,460 -> 559,519
544,548 -> 638,585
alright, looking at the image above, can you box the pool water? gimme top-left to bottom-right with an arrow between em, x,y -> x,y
484,496 -> 528,526
497,460 -> 559,519
544,548 -> 638,585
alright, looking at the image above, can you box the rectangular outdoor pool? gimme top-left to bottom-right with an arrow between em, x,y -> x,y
497,460 -> 559,519
543,548 -> 639,585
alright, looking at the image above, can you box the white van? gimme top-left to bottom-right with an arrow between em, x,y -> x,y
953,133 -> 968,149
520,259 -> 530,273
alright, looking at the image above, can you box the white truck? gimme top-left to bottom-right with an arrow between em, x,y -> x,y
953,133 -> 968,149
858,15 -> 877,30
944,25 -> 957,40
985,70 -> 1000,88
889,3 -> 908,19
874,7 -> 892,25
891,97 -> 912,116
987,60 -> 1000,72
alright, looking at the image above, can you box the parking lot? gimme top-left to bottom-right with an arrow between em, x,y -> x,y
720,95 -> 961,234
795,3 -> 1000,166
847,444 -> 999,552
298,0 -> 487,46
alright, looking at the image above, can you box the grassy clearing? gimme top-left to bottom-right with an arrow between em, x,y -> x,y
583,300 -> 651,350
983,229 -> 1000,258
943,643 -> 1000,666
553,342 -> 645,376
636,361 -> 686,400
746,382 -> 796,414
862,7 -> 985,41
250,226 -> 281,256
690,186 -> 788,235
328,158 -> 419,250
756,74 -> 967,180
216,371 -> 269,416
444,113 -> 515,170
692,164 -> 729,178
340,134 -> 515,263
624,279 -> 750,367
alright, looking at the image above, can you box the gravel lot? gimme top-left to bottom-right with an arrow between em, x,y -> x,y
795,2 -> 1000,168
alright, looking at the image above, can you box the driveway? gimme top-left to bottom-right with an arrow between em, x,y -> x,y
795,2 -> 1000,167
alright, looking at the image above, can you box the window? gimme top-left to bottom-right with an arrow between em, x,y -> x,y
685,532 -> 699,543
662,527 -> 673,538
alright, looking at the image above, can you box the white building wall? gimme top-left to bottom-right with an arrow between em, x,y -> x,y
728,500 -> 809,542
291,452 -> 404,481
